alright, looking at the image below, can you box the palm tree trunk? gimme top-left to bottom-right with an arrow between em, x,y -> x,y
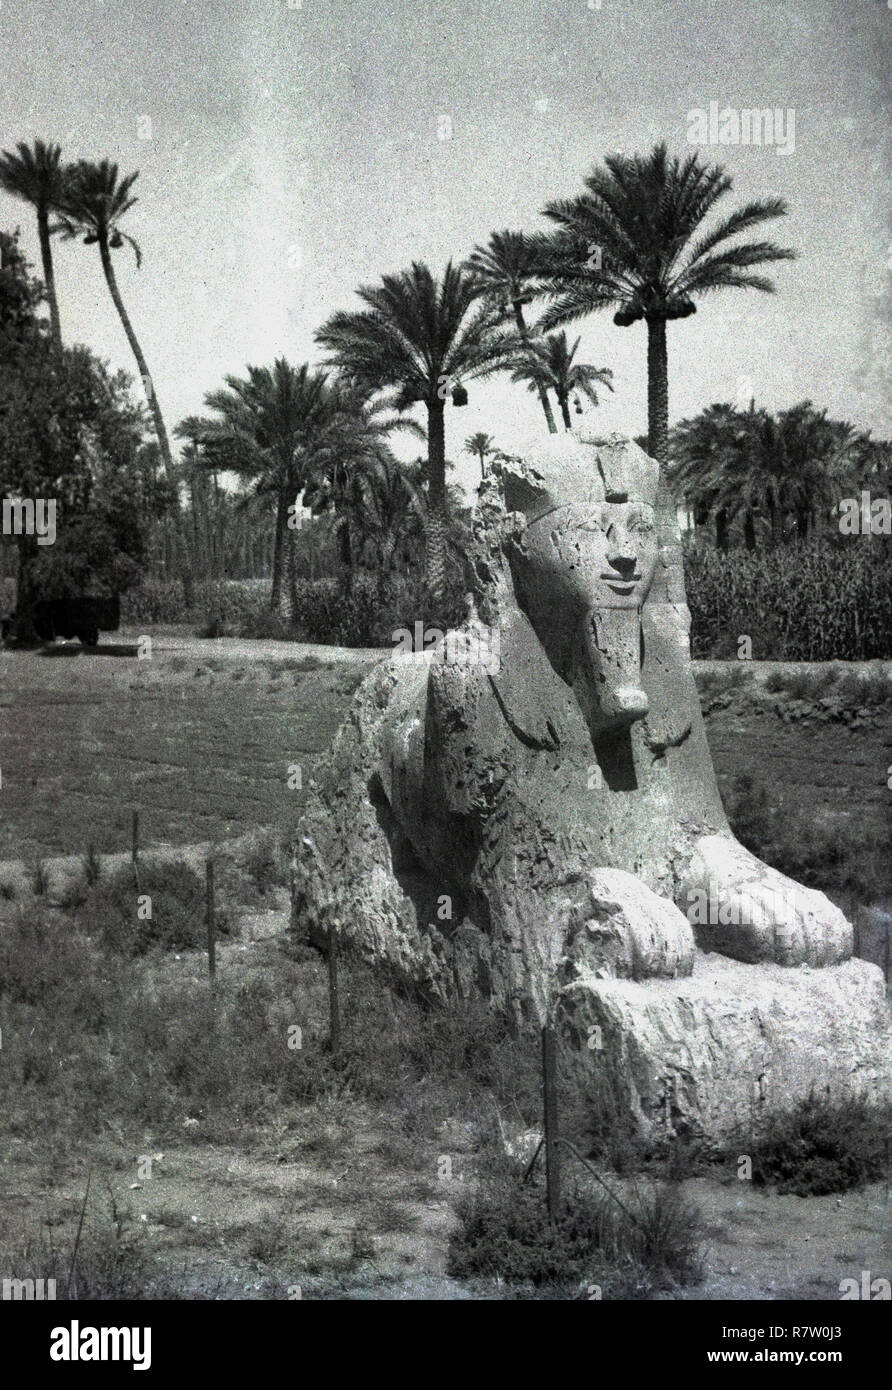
715,509 -> 729,552
744,513 -> 756,550
424,399 -> 448,607
285,527 -> 299,621
513,302 -> 557,434
37,207 -> 61,347
213,472 -> 223,578
558,393 -> 572,430
338,519 -> 353,594
189,473 -> 201,577
270,485 -> 288,610
646,315 -> 669,467
98,234 -> 195,607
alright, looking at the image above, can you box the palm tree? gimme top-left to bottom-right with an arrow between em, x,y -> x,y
55,159 -> 194,603
175,415 -> 230,581
201,359 -> 332,611
669,401 -> 863,549
316,261 -> 512,604
535,142 -> 796,465
669,402 -> 757,549
300,381 -> 414,592
0,140 -> 68,345
465,231 -> 558,433
746,403 -> 862,545
463,431 -> 495,478
304,418 -> 423,586
506,331 -> 613,430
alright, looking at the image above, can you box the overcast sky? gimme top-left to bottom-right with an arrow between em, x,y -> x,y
1,0 -> 889,493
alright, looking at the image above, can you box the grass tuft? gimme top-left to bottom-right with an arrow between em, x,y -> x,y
729,1092 -> 891,1196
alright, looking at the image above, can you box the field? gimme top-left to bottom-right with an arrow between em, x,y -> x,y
0,633 -> 890,1300
0,634 -> 379,862
2,635 -> 891,871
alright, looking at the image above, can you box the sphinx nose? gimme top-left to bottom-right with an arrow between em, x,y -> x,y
605,548 -> 637,579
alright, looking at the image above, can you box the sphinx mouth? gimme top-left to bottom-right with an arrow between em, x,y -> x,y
600,572 -> 641,587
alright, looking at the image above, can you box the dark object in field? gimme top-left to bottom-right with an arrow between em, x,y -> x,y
30,593 -> 120,646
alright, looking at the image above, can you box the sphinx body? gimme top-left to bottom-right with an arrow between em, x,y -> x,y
294,433 -> 888,1137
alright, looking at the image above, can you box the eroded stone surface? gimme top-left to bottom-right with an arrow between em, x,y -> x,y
559,955 -> 892,1141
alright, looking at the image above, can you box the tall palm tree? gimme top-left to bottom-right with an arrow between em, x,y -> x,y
55,158 -> 194,603
506,331 -> 613,430
304,411 -> 422,586
465,231 -> 558,433
535,142 -> 796,465
0,140 -> 67,345
463,431 -> 495,478
316,261 -> 512,603
176,415 -> 215,580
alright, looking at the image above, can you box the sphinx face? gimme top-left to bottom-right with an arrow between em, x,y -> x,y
508,495 -> 659,735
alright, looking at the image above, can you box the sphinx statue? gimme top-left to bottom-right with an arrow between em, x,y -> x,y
294,432 -> 890,1138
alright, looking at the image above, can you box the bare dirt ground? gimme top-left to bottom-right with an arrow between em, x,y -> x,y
1,636 -> 889,1299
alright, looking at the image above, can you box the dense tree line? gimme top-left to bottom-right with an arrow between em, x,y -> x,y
3,133 -> 886,638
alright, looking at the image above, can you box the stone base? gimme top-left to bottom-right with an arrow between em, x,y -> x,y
559,954 -> 892,1144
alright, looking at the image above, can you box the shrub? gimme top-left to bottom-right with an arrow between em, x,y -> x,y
733,1092 -> 891,1196
121,579 -> 268,629
447,1165 -> 703,1292
120,578 -> 189,626
76,861 -> 233,957
0,906 -> 91,1006
238,603 -> 296,642
236,570 -> 470,648
124,568 -> 471,649
0,1212 -> 169,1302
242,830 -> 288,897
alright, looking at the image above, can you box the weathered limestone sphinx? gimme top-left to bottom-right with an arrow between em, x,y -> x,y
294,431 -> 891,1140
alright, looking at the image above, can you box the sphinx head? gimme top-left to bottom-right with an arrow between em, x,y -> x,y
498,433 -> 660,737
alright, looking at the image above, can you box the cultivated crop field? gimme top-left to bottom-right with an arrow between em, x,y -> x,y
1,637 -> 889,876
0,636 -> 377,863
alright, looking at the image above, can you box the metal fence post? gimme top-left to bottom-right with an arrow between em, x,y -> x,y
206,859 -> 216,987
328,919 -> 341,1052
542,1023 -> 561,1221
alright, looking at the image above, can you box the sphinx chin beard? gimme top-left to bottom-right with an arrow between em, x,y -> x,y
573,609 -> 650,737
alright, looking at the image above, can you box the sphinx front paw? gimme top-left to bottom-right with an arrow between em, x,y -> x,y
562,868 -> 696,981
682,834 -> 852,967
